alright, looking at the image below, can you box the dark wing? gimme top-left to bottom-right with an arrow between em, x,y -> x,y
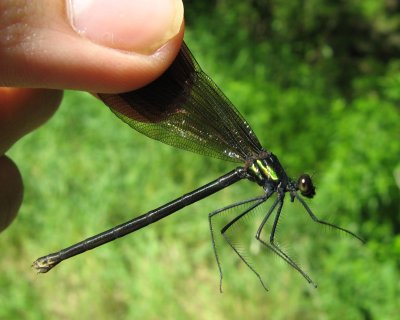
98,42 -> 263,163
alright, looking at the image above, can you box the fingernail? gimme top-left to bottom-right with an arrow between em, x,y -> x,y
67,0 -> 183,54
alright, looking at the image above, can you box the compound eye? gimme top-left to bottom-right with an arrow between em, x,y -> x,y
297,174 -> 316,198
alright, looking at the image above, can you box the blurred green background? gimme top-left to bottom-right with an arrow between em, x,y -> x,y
1,1 -> 399,319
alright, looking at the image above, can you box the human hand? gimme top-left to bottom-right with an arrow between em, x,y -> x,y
0,0 -> 184,231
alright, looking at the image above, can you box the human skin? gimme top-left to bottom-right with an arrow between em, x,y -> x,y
0,0 -> 185,231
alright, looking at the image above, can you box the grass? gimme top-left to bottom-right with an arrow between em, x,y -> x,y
1,85 -> 397,318
1,91 -> 290,319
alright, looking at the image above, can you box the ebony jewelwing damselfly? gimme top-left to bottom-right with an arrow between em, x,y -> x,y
33,42 -> 363,290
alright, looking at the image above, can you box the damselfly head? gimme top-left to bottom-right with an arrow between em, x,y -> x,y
297,174 -> 316,198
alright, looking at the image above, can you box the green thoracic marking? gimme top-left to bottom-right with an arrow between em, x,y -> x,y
256,160 -> 279,181
248,163 -> 263,182
248,160 -> 279,182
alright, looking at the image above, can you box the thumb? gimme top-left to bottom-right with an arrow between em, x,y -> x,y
0,0 -> 184,93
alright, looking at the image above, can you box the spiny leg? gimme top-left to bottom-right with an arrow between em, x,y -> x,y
295,194 -> 365,243
219,195 -> 278,292
208,196 -> 266,292
256,193 -> 317,287
222,231 -> 269,292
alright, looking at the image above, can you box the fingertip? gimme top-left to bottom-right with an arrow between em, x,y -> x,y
68,0 -> 184,55
65,0 -> 186,93
0,0 -> 185,92
64,0 -> 185,92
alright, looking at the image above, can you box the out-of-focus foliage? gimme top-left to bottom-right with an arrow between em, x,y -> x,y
185,1 -> 400,318
186,0 -> 400,222
1,1 -> 399,319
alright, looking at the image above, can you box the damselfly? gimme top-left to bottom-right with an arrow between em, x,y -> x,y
33,42 -> 363,290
